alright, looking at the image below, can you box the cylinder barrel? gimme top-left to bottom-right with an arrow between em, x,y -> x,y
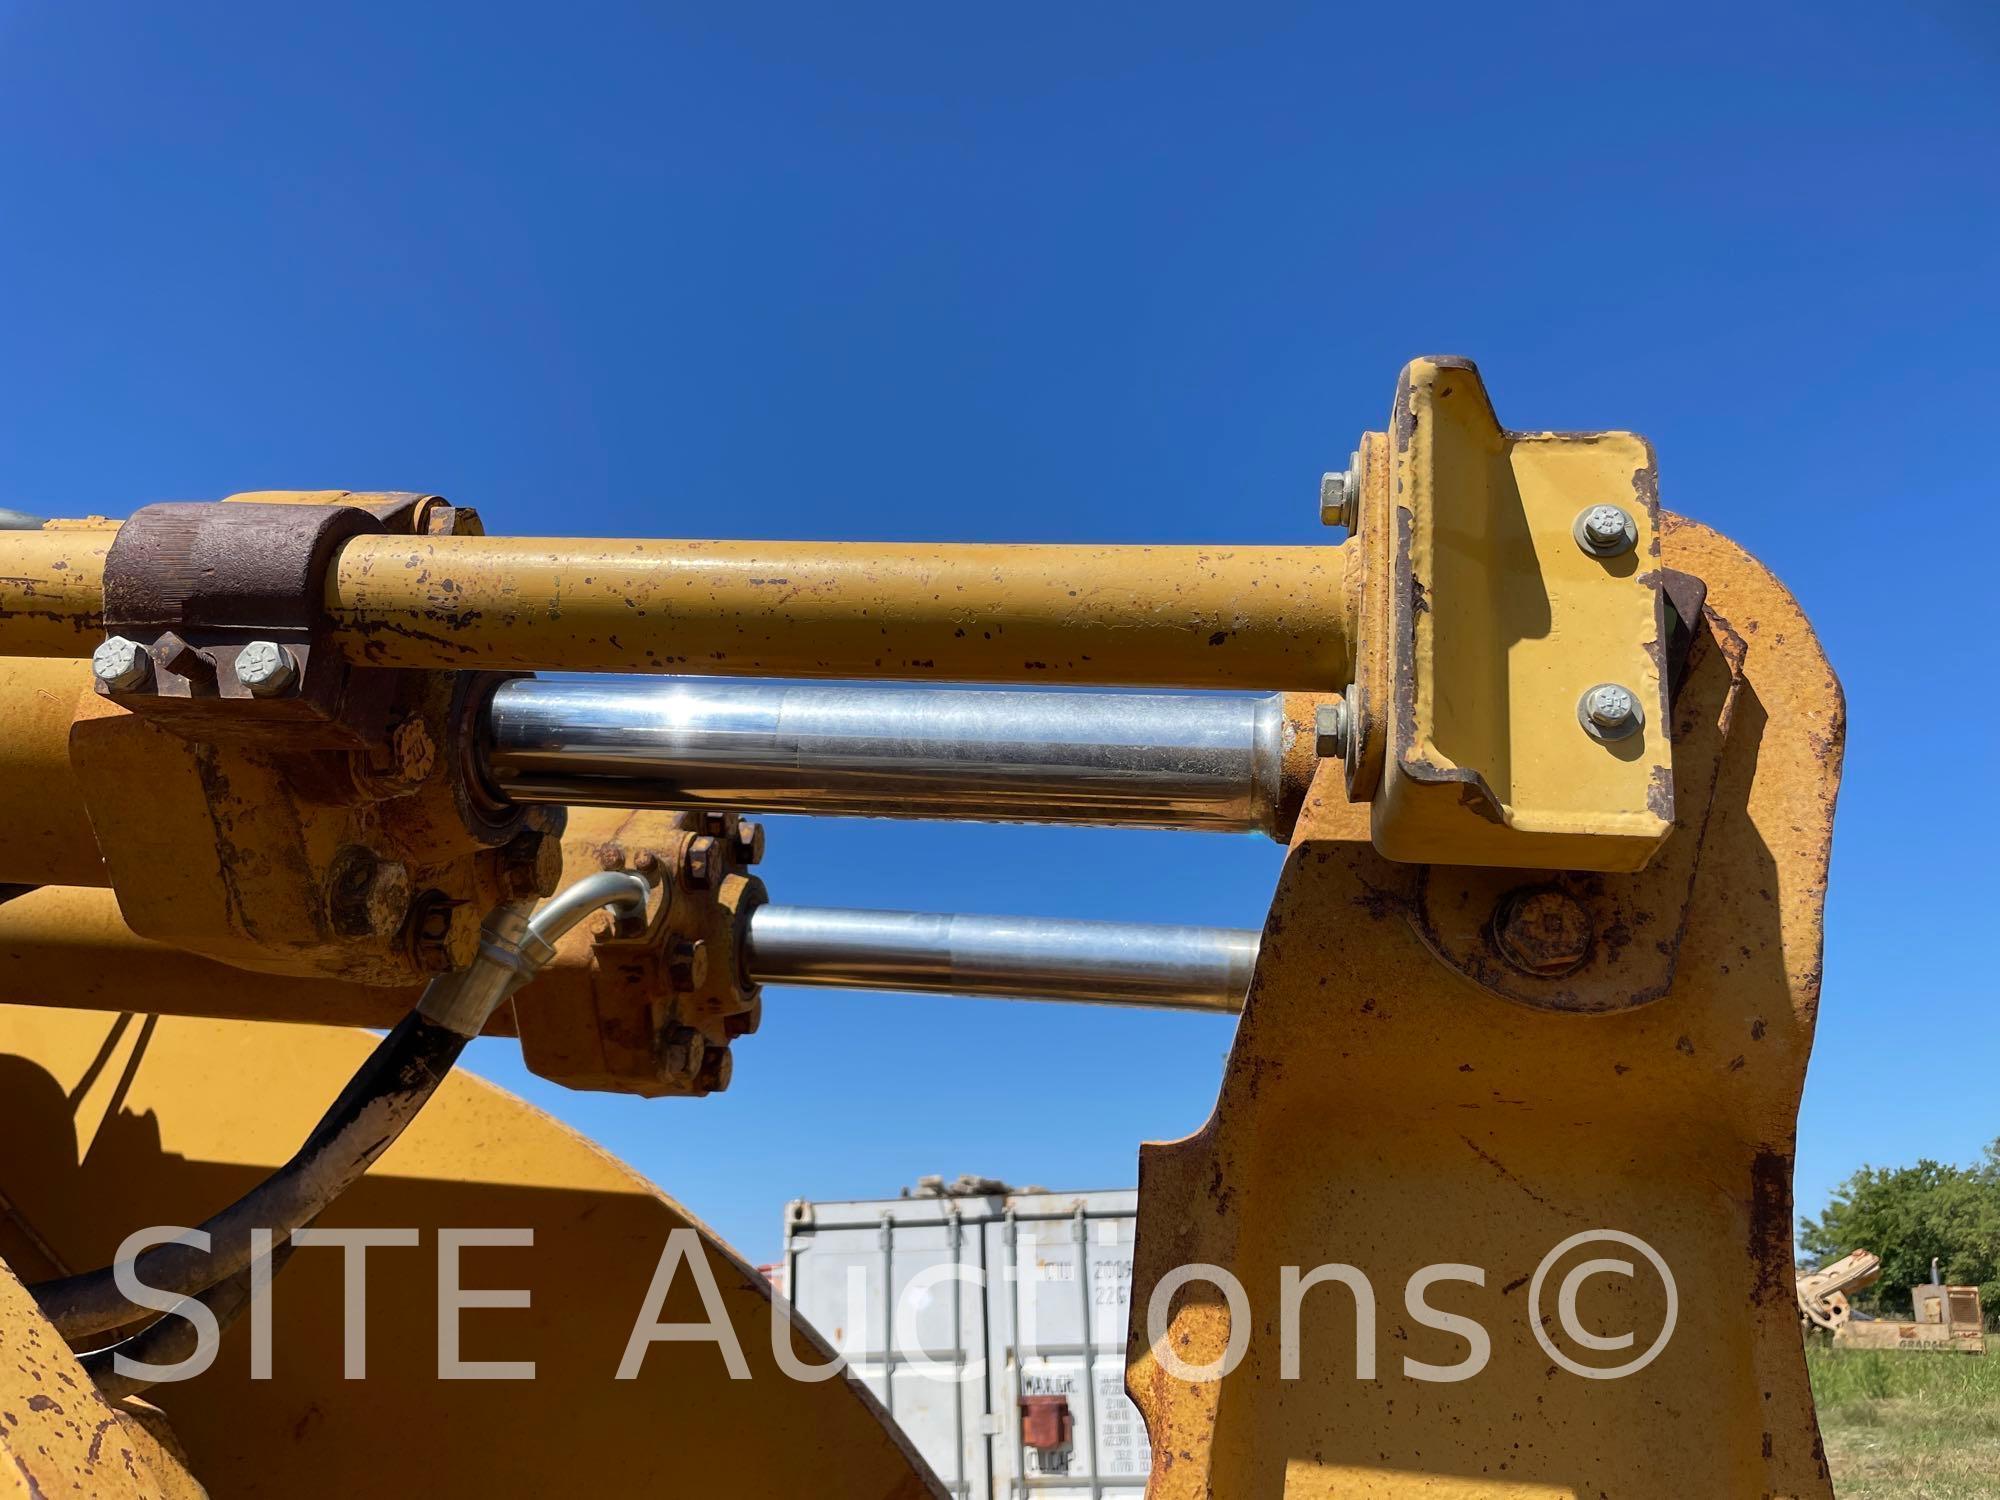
0,530 -> 117,658
323,535 -> 1351,689
0,657 -> 109,886
743,904 -> 1258,1012
0,527 -> 1353,691
483,678 -> 1289,834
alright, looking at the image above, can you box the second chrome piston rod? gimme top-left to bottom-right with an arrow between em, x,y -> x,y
742,904 -> 1259,1013
481,679 -> 1290,834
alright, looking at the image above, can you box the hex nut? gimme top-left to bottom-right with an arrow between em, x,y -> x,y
733,819 -> 765,866
695,1046 -> 734,1094
659,1024 -> 707,1080
1491,886 -> 1594,977
1572,504 -> 1638,558
92,636 -> 152,691
406,892 -> 474,973
1578,682 -> 1643,742
669,939 -> 710,990
500,831 -> 563,899
1314,699 -> 1351,760
1318,470 -> 1353,528
387,715 -> 436,781
326,852 -> 411,939
235,640 -> 298,697
682,835 -> 720,890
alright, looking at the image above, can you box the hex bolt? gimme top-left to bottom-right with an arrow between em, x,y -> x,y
499,830 -> 562,900
1314,698 -> 1351,760
1319,451 -> 1361,530
386,716 -> 436,782
700,810 -> 730,836
405,892 -> 468,974
695,1046 -> 734,1094
1318,471 -> 1353,529
682,835 -> 720,890
1573,503 -> 1637,558
327,847 -> 412,938
235,640 -> 298,697
733,818 -> 765,866
1578,682 -> 1643,741
92,636 -> 152,692
1491,886 -> 1594,977
668,938 -> 710,990
724,995 -> 763,1039
658,1024 -> 707,1080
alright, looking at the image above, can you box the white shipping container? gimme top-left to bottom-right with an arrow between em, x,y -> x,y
783,1187 -> 1148,1498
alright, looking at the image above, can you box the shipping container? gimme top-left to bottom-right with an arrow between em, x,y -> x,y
782,1186 -> 1147,1497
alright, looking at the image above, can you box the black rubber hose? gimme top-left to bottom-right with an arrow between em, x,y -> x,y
33,1010 -> 467,1341
77,1236 -> 301,1400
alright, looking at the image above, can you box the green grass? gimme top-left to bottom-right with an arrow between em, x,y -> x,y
1809,1337 -> 2000,1499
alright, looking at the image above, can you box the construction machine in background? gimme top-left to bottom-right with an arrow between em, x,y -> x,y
1798,1251 -> 1987,1354
0,358 -> 1844,1497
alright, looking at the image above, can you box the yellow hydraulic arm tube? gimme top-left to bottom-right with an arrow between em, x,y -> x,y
0,528 -> 1356,690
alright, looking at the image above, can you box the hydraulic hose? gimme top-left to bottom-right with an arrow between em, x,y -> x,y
36,1004 -> 475,1341
77,1237 -> 300,1400
39,871 -> 653,1346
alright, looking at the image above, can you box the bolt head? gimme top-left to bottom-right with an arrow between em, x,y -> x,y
406,892 -> 474,972
695,1046 -> 734,1094
1574,503 -> 1637,557
669,938 -> 710,990
659,1024 -> 707,1080
388,715 -> 436,780
1319,469 -> 1355,529
92,636 -> 151,691
1579,682 -> 1643,740
235,640 -> 297,696
1492,886 -> 1594,977
682,835 -> 719,890
362,862 -> 413,935
1583,505 -> 1625,542
500,831 -> 563,899
724,995 -> 763,1039
1314,699 -> 1350,760
733,819 -> 765,865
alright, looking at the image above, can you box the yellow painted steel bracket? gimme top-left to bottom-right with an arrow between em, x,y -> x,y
1127,515 -> 1843,1497
1343,358 -> 1674,873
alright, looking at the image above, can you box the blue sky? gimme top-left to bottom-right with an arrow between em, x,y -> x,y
2,2 -> 1995,1262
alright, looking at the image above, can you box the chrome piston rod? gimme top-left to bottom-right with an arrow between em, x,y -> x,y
482,678 -> 1286,833
743,904 -> 1259,1013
